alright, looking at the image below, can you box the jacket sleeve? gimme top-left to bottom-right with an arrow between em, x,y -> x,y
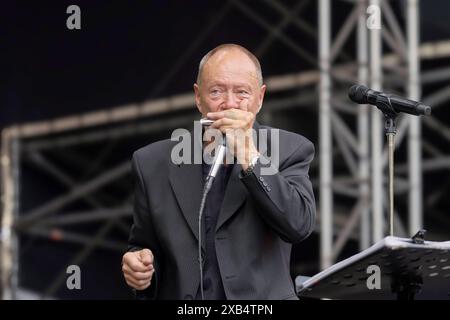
239,139 -> 316,244
127,151 -> 161,299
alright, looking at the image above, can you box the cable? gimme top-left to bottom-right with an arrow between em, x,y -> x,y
198,176 -> 214,300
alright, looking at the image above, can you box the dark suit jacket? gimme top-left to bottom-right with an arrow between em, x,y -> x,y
127,122 -> 316,300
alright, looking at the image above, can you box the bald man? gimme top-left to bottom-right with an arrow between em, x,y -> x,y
122,44 -> 316,300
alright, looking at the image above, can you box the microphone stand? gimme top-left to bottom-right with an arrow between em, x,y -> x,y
350,87 -> 431,237
385,115 -> 396,236
375,93 -> 398,236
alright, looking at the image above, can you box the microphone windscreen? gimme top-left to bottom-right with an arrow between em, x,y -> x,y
348,85 -> 369,104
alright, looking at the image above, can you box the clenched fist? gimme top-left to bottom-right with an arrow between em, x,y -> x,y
122,248 -> 155,290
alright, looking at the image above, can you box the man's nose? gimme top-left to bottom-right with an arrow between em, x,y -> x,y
223,92 -> 240,109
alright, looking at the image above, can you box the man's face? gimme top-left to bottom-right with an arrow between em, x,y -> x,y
193,49 -> 266,117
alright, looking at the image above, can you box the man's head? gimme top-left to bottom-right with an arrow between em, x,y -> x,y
194,44 -> 266,117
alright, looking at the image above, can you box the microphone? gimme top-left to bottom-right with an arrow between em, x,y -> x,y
206,142 -> 226,181
348,85 -> 431,116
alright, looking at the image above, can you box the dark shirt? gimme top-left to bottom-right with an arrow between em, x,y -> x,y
195,162 -> 233,300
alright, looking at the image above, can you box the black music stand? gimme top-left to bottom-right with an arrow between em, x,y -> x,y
297,235 -> 450,300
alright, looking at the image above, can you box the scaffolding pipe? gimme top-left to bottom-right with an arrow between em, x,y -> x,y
407,0 -> 423,236
370,0 -> 384,242
319,0 -> 333,269
0,128 -> 20,300
357,0 -> 371,250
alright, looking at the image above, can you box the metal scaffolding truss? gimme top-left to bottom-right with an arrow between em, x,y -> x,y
2,0 -> 450,299
318,0 -> 413,268
319,0 -> 450,269
1,0 -> 322,299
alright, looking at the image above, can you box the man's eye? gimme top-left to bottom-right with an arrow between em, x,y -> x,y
210,90 -> 221,95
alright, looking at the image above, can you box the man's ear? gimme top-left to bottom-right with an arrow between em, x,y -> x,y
193,83 -> 203,114
257,84 -> 267,114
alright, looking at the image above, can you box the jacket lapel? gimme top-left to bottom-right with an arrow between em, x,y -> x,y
215,164 -> 248,231
168,129 -> 205,251
215,121 -> 262,231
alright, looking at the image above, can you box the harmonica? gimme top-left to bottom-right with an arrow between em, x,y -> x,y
200,118 -> 214,126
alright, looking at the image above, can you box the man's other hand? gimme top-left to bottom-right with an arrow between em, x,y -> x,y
122,248 -> 155,290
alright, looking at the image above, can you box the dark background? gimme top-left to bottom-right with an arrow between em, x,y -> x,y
2,0 -> 450,299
